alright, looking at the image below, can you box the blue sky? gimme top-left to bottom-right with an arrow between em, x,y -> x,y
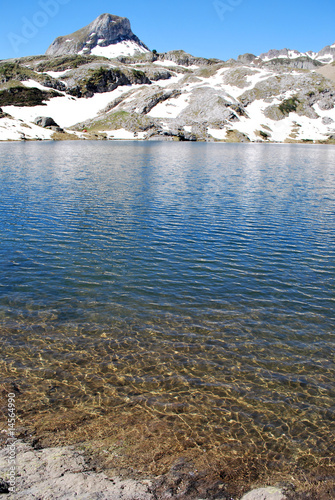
1,0 -> 335,61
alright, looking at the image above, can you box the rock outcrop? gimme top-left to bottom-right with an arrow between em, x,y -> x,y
34,116 -> 62,131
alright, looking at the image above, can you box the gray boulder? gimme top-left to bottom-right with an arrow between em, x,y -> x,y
34,116 -> 59,128
322,116 -> 334,124
34,116 -> 63,132
240,486 -> 287,500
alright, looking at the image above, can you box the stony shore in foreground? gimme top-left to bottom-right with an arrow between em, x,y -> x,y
0,440 -> 288,500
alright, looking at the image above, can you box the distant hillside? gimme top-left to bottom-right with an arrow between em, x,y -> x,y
0,14 -> 334,143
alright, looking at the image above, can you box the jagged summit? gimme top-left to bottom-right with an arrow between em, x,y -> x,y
258,43 -> 335,64
46,13 -> 150,58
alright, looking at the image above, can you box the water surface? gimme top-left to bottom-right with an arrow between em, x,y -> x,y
0,141 -> 334,475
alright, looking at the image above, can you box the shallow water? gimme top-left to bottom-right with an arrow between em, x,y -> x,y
0,141 -> 334,471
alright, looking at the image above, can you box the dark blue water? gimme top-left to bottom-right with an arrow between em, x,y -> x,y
0,141 -> 334,467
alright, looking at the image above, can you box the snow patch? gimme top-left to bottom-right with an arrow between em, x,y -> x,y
91,40 -> 149,59
208,128 -> 227,140
21,80 -> 62,92
153,61 -> 199,70
46,69 -> 71,78
3,86 -> 139,128
147,92 -> 190,118
0,117 -> 53,141
107,129 -> 146,140
153,74 -> 185,88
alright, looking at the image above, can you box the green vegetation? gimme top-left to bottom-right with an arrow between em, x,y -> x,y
0,86 -> 61,107
72,110 -> 153,134
51,131 -> 79,140
0,107 -> 11,118
223,67 -> 257,89
279,96 -> 300,115
259,130 -> 270,139
72,67 -> 124,96
0,62 -> 39,83
195,64 -> 226,78
0,80 -> 25,91
85,66 -> 110,83
132,69 -> 146,80
36,55 -> 107,72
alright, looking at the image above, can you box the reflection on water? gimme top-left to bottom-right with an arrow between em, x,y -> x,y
0,141 -> 334,473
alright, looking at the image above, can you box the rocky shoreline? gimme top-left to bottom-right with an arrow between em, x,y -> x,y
0,440 -> 288,500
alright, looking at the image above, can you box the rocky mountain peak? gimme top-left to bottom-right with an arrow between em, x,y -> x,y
46,13 -> 150,58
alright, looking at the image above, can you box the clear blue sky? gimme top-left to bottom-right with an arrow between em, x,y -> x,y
1,0 -> 335,61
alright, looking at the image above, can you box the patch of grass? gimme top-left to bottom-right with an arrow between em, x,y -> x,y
36,55 -> 106,72
226,129 -> 250,143
0,80 -> 24,91
51,131 -> 79,140
0,62 -> 38,83
255,130 -> 271,140
0,107 -> 12,118
279,96 -> 300,115
132,69 -> 145,80
195,64 -> 226,78
0,86 -> 61,107
72,110 -> 153,134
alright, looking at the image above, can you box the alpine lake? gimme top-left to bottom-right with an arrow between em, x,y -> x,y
0,141 -> 334,496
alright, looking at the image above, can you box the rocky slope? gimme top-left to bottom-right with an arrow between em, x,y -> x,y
0,14 -> 334,143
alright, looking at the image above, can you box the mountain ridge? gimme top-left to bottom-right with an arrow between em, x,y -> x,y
257,43 -> 335,64
45,13 -> 335,66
